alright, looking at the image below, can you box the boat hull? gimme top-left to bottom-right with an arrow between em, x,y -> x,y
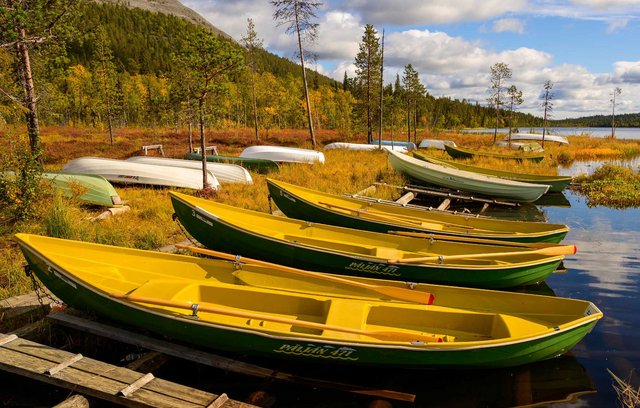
240,146 -> 325,164
61,157 -> 220,190
388,150 -> 549,202
266,179 -> 569,243
42,172 -> 121,207
184,153 -> 279,174
16,234 -> 601,368
506,133 -> 569,144
412,152 -> 572,192
171,193 -> 562,288
126,156 -> 253,184
444,144 -> 545,162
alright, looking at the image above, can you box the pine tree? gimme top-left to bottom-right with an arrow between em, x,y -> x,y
241,18 -> 264,143
93,25 -> 118,144
354,24 -> 381,143
506,84 -> 523,144
488,62 -> 512,143
172,28 -> 242,190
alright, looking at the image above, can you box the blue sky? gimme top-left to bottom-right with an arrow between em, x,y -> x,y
184,0 -> 640,119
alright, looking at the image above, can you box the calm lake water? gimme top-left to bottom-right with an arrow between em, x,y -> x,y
462,127 -> 640,140
3,159 -> 637,407
252,160 -> 640,407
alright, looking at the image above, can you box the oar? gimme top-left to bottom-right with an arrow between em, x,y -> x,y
387,230 -> 572,250
388,245 -> 576,264
318,201 -> 474,229
109,293 -> 443,343
176,244 -> 434,305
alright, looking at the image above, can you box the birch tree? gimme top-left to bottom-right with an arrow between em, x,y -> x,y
0,0 -> 78,160
271,0 -> 321,147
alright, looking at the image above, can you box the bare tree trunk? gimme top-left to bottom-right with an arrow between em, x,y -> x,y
17,29 -> 41,160
250,65 -> 259,142
198,99 -> 209,189
295,10 -> 316,148
406,101 -> 411,143
378,29 -> 384,148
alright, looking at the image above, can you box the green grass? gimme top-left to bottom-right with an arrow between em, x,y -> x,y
574,164 -> 640,208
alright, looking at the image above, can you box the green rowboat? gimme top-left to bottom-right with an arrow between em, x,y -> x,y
413,152 -> 572,192
45,172 -> 121,207
444,144 -> 545,162
184,152 -> 279,174
171,192 -> 567,288
388,150 -> 550,202
15,233 -> 602,368
266,178 -> 569,243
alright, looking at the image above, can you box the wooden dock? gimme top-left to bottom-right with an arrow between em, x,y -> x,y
1,291 -> 415,405
0,332 -> 252,408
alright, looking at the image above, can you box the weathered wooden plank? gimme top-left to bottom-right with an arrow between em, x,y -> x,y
119,373 -> 155,397
395,192 -> 415,205
47,312 -> 416,403
0,334 -> 17,346
46,353 -> 83,375
52,394 -> 91,408
0,336 -> 256,408
206,393 -> 229,408
436,198 -> 451,211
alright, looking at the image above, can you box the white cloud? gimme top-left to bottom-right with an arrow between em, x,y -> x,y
311,11 -> 362,60
607,17 -> 630,32
570,0 -> 640,9
492,18 -> 526,34
613,61 -> 640,83
345,0 -> 527,25
180,0 -> 640,118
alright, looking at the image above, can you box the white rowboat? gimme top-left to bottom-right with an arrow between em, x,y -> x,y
324,142 -> 408,153
418,139 -> 457,150
240,146 -> 325,164
61,157 -> 220,190
505,133 -> 569,145
126,156 -> 252,184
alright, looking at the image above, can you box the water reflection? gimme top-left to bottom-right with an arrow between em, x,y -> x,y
460,127 -> 640,140
559,157 -> 640,177
258,353 -> 595,407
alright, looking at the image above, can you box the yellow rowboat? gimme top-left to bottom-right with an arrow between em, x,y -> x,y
266,179 -> 570,243
170,192 -> 571,288
15,233 -> 602,368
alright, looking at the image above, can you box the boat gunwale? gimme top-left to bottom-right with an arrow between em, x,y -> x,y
179,195 -> 565,271
15,233 -> 602,353
267,179 -> 569,240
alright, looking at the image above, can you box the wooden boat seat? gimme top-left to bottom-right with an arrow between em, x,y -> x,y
323,299 -> 369,338
282,234 -> 378,256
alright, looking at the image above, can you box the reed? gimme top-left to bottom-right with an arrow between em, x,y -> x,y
608,369 -> 640,408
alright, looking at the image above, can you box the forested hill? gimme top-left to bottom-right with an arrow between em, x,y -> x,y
551,113 -> 640,127
70,0 -> 338,87
94,0 -> 232,39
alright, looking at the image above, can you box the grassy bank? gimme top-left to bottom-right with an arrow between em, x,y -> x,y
2,126 -> 640,299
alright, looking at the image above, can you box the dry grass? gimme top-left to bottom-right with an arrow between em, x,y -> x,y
608,369 -> 640,408
1,125 -> 640,299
